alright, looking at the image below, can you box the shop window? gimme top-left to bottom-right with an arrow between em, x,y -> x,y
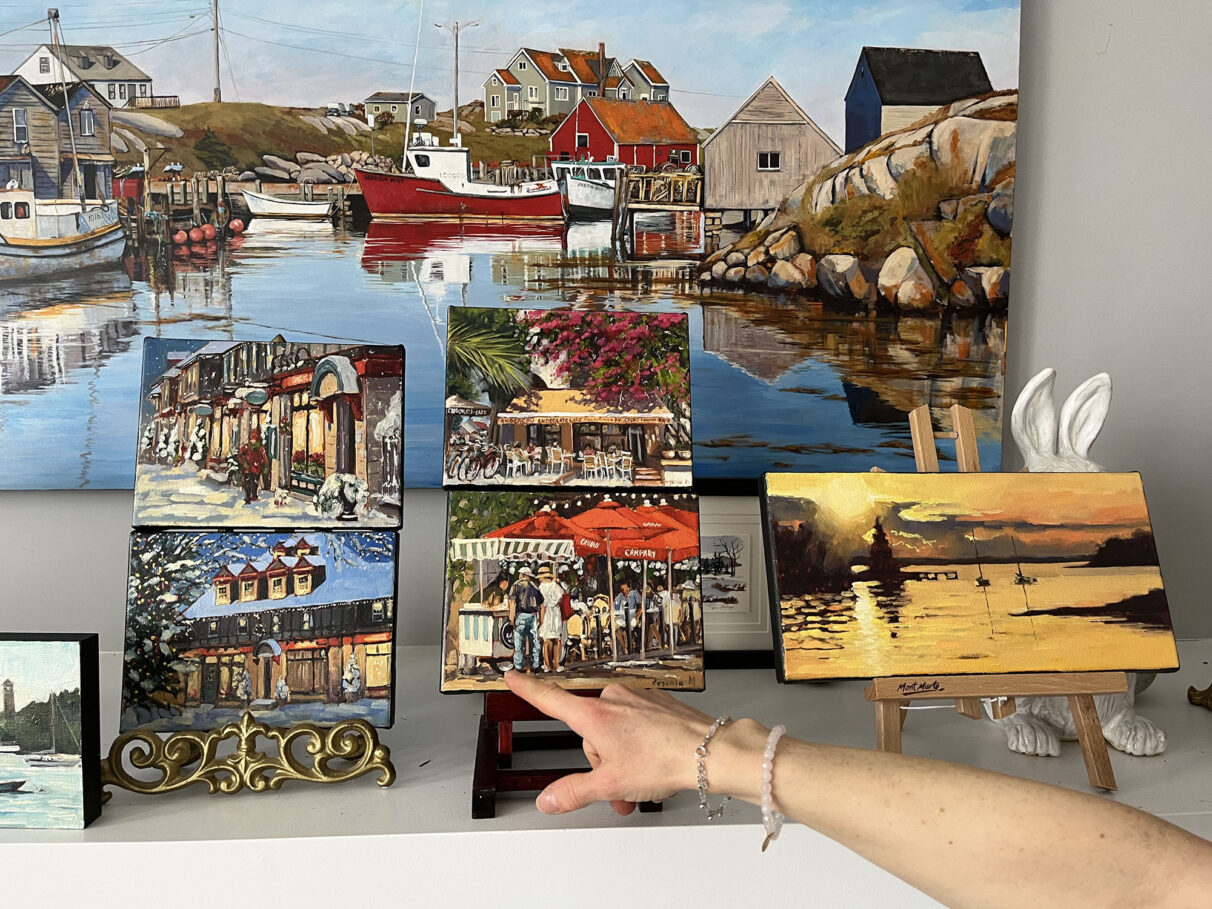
372,600 -> 386,622
237,617 -> 249,634
302,610 -> 313,631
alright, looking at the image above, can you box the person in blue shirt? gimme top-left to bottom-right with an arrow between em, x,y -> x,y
510,566 -> 543,672
613,579 -> 641,657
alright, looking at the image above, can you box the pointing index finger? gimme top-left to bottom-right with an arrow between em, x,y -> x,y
504,670 -> 596,735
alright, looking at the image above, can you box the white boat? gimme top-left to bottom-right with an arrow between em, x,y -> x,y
553,159 -> 627,220
0,741 -> 19,754
241,190 -> 333,221
0,190 -> 126,281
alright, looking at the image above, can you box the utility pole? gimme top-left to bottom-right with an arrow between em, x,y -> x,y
435,20 -> 477,139
212,0 -> 222,102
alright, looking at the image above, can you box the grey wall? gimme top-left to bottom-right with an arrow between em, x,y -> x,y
0,0 -> 1208,645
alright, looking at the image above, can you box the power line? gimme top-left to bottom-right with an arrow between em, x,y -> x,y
225,9 -> 517,55
221,25 -> 457,74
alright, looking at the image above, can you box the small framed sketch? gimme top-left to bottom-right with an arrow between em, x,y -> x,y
0,634 -> 101,829
700,497 -> 771,652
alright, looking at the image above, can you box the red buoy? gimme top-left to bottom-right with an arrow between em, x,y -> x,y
172,230 -> 188,245
228,219 -> 244,234
201,223 -> 217,240
188,226 -> 204,243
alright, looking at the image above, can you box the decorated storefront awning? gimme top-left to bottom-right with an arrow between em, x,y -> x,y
496,389 -> 671,425
445,394 -> 493,417
311,355 -> 360,400
449,536 -> 576,562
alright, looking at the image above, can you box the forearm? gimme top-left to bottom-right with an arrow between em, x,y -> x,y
708,722 -> 1211,909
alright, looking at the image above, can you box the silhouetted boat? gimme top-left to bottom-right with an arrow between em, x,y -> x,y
0,780 -> 25,793
972,531 -> 991,588
1011,538 -> 1036,585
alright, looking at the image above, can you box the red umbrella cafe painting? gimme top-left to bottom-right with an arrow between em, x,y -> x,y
443,308 -> 693,488
442,490 -> 704,691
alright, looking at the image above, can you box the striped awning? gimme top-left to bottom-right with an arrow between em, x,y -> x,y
449,536 -> 575,562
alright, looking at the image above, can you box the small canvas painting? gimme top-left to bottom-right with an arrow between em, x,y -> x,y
443,490 -> 703,691
0,635 -> 100,829
763,472 -> 1178,681
122,531 -> 398,732
133,338 -> 403,528
444,308 -> 692,488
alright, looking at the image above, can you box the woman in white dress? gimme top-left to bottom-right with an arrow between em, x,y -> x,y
537,565 -> 566,673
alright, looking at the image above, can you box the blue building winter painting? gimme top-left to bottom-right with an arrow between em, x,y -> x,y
121,530 -> 398,732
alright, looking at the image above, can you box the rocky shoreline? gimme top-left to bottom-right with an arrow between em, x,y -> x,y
699,91 -> 1017,314
238,149 -> 398,184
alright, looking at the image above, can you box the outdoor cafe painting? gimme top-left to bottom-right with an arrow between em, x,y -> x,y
133,337 -> 403,528
442,490 -> 705,692
443,307 -> 693,488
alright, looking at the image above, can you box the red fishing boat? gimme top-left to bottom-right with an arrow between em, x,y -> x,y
355,138 -> 563,220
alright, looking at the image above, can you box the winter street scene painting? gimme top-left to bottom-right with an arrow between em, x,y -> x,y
0,635 -> 99,829
0,2 -> 1017,492
444,308 -> 692,488
443,490 -> 703,691
134,338 -> 403,528
122,531 -> 397,732
763,472 -> 1179,682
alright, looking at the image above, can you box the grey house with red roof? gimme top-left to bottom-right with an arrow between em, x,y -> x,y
483,44 -> 670,122
844,46 -> 992,153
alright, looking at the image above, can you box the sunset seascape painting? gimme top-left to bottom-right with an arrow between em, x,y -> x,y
763,472 -> 1179,681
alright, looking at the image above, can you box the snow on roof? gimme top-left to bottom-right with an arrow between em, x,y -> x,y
173,341 -> 242,372
188,539 -> 392,620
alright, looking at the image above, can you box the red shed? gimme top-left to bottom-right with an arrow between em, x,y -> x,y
549,98 -> 700,169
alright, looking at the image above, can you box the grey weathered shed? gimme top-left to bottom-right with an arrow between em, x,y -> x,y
703,77 -> 840,213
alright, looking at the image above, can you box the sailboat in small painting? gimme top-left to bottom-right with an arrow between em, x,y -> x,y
971,531 -> 991,588
1011,538 -> 1037,586
24,692 -> 80,767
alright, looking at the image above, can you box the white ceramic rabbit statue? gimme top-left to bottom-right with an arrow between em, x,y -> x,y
993,368 -> 1166,757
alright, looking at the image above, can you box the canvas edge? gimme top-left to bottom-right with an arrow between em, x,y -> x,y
757,475 -> 789,685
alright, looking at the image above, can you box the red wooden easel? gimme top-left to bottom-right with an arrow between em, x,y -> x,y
472,689 -> 664,818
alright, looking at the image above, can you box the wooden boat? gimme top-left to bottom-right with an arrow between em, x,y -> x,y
0,189 -> 125,281
553,159 -> 627,220
0,780 -> 25,793
355,137 -> 562,221
241,190 -> 333,221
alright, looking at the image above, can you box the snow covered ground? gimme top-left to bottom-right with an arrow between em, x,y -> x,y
133,462 -> 391,527
121,697 -> 392,732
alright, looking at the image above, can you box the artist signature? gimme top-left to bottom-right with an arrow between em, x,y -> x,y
896,679 -> 944,694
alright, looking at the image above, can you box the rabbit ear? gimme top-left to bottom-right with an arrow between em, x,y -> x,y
1011,368 -> 1058,460
1058,373 -> 1112,460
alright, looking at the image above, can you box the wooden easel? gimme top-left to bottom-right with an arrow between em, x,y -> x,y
472,689 -> 664,818
862,404 -> 1127,790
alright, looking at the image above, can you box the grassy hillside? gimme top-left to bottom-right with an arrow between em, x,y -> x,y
113,102 -> 551,174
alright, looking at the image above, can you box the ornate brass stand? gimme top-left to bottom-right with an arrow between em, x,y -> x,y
1189,681 -> 1212,711
101,713 -> 395,800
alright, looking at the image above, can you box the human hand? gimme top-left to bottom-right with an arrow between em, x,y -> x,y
504,670 -> 767,816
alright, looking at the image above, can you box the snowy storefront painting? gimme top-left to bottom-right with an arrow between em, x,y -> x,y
134,337 -> 404,528
121,530 -> 398,732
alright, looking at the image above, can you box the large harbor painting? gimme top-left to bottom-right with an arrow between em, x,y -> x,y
442,490 -> 704,692
0,2 -> 1019,490
0,634 -> 101,829
763,472 -> 1179,681
122,531 -> 398,732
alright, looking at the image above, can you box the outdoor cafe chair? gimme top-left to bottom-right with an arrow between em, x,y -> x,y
619,453 -> 634,482
582,453 -> 601,480
504,448 -> 524,479
547,446 -> 563,476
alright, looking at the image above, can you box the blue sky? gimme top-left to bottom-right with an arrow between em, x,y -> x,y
0,0 -> 1019,142
0,641 -> 81,711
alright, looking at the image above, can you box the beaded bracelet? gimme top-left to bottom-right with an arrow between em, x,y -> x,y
695,715 -> 732,820
760,724 -> 787,851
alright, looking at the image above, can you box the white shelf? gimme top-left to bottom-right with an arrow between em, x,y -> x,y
1,641 -> 1209,905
